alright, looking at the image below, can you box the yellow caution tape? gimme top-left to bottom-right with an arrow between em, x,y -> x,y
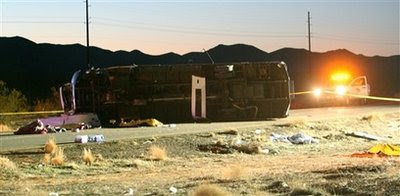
290,91 -> 313,95
0,110 -> 64,116
291,90 -> 400,102
324,91 -> 400,102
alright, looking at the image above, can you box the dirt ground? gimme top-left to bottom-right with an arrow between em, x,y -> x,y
1,112 -> 399,195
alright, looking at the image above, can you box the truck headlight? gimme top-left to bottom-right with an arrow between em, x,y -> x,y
335,85 -> 347,96
313,88 -> 322,97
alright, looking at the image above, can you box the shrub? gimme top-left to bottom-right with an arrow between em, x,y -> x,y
51,148 -> 65,166
148,146 -> 167,161
83,148 -> 95,166
0,81 -> 28,113
191,184 -> 230,196
33,87 -> 61,111
44,138 -> 57,154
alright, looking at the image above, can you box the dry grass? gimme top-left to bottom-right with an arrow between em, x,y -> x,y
51,148 -> 65,166
0,156 -> 16,169
43,153 -> 51,165
83,148 -> 95,166
282,117 -> 309,128
95,153 -> 104,162
148,146 -> 167,161
0,124 -> 13,132
222,164 -> 247,181
44,138 -> 57,154
361,113 -> 381,122
132,159 -> 152,168
190,184 -> 231,196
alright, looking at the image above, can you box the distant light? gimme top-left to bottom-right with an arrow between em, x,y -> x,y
331,72 -> 351,82
313,88 -> 322,97
335,85 -> 347,96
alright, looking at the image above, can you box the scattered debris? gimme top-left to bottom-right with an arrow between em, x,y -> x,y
254,128 -> 263,135
270,132 -> 291,143
75,135 -> 88,143
149,136 -> 157,142
75,135 -> 105,143
361,113 -> 381,122
266,181 -> 290,193
14,113 -> 100,135
120,118 -> 163,127
88,134 -> 105,143
270,132 -> 319,144
45,125 -> 67,133
346,131 -> 387,141
14,120 -> 46,135
169,186 -> 178,194
95,153 -> 104,162
199,139 -> 263,154
123,188 -> 134,196
217,128 -> 238,135
162,124 -> 176,128
368,144 -> 400,156
198,143 -> 234,154
232,143 -> 261,154
198,132 -> 215,138
351,144 -> 400,158
288,133 -> 319,144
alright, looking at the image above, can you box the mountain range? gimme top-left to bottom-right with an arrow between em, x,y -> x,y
0,36 -> 399,100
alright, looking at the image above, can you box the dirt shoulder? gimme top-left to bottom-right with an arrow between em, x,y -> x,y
1,112 -> 399,195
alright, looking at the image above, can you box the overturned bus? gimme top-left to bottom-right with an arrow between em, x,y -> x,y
60,61 -> 292,126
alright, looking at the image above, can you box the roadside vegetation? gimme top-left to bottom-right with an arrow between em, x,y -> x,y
0,80 -> 61,131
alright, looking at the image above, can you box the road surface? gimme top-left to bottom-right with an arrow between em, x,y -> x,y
1,104 -> 399,152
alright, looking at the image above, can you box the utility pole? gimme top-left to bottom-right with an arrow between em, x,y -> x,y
307,11 -> 312,85
86,0 -> 90,68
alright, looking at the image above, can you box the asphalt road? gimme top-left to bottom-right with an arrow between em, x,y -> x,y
1,104 -> 399,152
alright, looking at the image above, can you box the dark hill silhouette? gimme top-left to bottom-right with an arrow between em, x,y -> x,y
0,36 -> 399,100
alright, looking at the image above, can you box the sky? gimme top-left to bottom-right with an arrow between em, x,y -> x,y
0,0 -> 399,56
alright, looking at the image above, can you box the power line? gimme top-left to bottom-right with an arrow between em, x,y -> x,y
93,22 -> 305,38
93,16 -> 304,36
314,36 -> 400,45
2,21 -> 82,23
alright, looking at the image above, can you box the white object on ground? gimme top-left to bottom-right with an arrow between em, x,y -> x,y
270,132 -> 319,144
255,129 -> 262,135
88,134 -> 105,142
169,186 -> 178,194
74,135 -> 88,143
123,188 -> 134,196
288,133 -> 319,144
270,132 -> 291,143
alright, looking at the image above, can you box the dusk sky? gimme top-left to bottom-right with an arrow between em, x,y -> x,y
1,0 -> 399,56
